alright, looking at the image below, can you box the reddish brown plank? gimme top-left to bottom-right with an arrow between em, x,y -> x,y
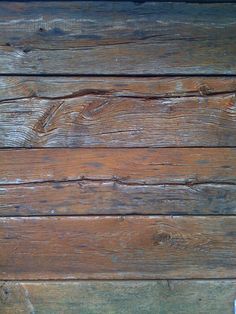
0,148 -> 235,185
0,216 -> 236,279
0,77 -> 236,147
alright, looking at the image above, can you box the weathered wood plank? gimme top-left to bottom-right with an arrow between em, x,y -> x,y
1,76 -> 236,101
1,147 -> 235,216
0,216 -> 236,279
1,280 -> 236,314
0,2 -> 236,74
1,148 -> 236,185
1,182 -> 236,216
1,77 -> 236,147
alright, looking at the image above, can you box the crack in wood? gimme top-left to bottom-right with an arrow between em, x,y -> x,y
1,178 -> 235,187
0,90 -> 235,104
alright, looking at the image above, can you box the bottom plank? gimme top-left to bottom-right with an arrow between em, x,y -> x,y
0,216 -> 236,279
0,281 -> 235,314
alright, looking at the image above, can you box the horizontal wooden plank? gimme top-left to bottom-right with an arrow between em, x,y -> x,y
1,182 -> 236,216
1,148 -> 236,185
0,216 -> 236,279
1,281 -> 236,314
1,76 -> 236,147
0,2 -> 236,74
1,76 -> 236,101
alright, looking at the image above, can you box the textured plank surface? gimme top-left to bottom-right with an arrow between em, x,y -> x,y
1,281 -> 236,314
1,76 -> 236,147
0,2 -> 236,74
1,148 -> 236,185
1,76 -> 236,101
0,216 -> 236,279
1,181 -> 236,216
1,1 -> 236,306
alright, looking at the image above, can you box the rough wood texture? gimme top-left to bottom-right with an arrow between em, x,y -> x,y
1,76 -> 236,101
1,76 -> 236,147
1,147 -> 235,215
1,182 -> 236,216
0,216 -> 236,279
1,148 -> 236,185
0,2 -> 236,74
1,281 -> 236,314
1,0 -> 236,309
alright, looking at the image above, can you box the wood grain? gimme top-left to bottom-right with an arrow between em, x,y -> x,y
1,280 -> 236,314
0,2 -> 236,74
1,181 -> 236,216
1,148 -> 236,185
1,0 -> 235,309
0,216 -> 236,279
1,76 -> 236,101
1,76 -> 236,147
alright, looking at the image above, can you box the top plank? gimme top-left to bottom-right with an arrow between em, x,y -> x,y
0,1 -> 236,74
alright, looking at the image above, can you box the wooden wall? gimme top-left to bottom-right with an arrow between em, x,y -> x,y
0,1 -> 236,313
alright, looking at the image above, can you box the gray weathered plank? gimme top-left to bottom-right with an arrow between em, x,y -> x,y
1,76 -> 236,101
0,2 -> 236,74
0,76 -> 236,147
0,280 -> 236,314
1,181 -> 236,216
